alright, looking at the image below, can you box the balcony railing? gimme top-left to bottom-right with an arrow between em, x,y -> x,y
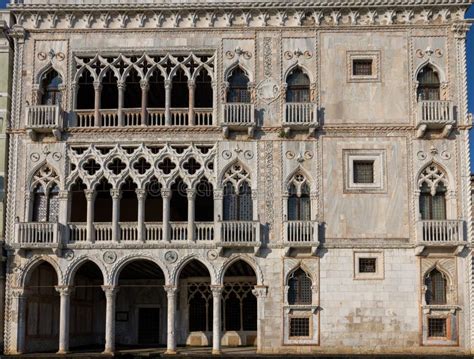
416,220 -> 464,244
69,223 -> 87,243
26,105 -> 63,140
222,103 -> 255,126
195,222 -> 214,241
283,103 -> 318,127
283,221 -> 319,255
416,100 -> 454,138
218,221 -> 261,252
14,222 -> 60,249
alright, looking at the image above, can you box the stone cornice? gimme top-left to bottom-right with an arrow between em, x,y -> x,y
10,6 -> 470,30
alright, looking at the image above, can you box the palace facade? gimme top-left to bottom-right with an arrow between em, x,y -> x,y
2,0 -> 473,355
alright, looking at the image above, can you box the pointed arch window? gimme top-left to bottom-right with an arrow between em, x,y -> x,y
222,163 -> 252,221
425,268 -> 447,305
418,164 -> 448,220
287,173 -> 311,221
40,69 -> 63,106
286,68 -> 310,103
417,66 -> 440,101
227,68 -> 250,103
31,165 -> 60,222
288,268 -> 312,305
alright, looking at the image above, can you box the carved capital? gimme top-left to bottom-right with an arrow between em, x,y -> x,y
93,81 -> 102,91
135,189 -> 147,200
252,285 -> 268,298
186,188 -> 196,200
210,285 -> 224,297
110,189 -> 121,200
58,190 -> 69,201
9,25 -> 26,44
188,80 -> 196,89
101,285 -> 119,298
161,189 -> 172,199
140,80 -> 149,91
164,285 -> 178,297
11,287 -> 27,299
451,22 -> 470,39
164,80 -> 173,89
55,285 -> 73,296
84,189 -> 96,201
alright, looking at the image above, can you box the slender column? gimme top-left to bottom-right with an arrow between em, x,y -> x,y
188,80 -> 195,125
187,189 -> 196,242
102,286 -> 119,354
93,81 -> 102,127
58,191 -> 70,244
213,189 -> 223,243
111,189 -> 121,243
164,285 -> 178,354
164,80 -> 172,126
140,80 -> 149,126
117,80 -> 125,126
162,189 -> 172,242
252,286 -> 268,354
56,286 -> 73,354
85,190 -> 96,243
212,81 -> 218,124
136,189 -> 146,243
12,288 -> 27,355
211,285 -> 223,355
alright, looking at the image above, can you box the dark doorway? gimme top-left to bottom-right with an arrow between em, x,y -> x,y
138,308 -> 160,344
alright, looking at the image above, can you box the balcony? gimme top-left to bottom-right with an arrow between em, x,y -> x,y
217,220 -> 261,254
283,220 -> 319,256
221,103 -> 256,138
416,101 -> 454,138
13,222 -> 62,254
282,103 -> 318,136
26,105 -> 63,140
415,220 -> 465,255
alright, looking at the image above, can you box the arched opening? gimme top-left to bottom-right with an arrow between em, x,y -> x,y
417,65 -> 440,101
148,70 -> 165,108
195,70 -> 213,108
287,174 -> 310,221
222,260 -> 257,346
94,179 -> 112,222
120,178 -> 138,222
145,177 -> 163,223
178,260 -> 212,346
69,261 -> 105,351
170,177 -> 188,222
171,68 -> 189,108
24,261 -> 59,353
223,181 -> 252,221
287,268 -> 312,305
100,69 -> 118,110
115,260 -> 166,347
195,178 -> 214,222
32,183 -> 59,222
285,68 -> 310,103
419,182 -> 446,220
227,67 -> 250,103
76,70 -> 95,110
425,268 -> 447,305
124,68 -> 142,109
40,69 -> 63,106
69,179 -> 87,223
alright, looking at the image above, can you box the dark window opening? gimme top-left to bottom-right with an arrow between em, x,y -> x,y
242,294 -> 257,331
170,177 -> 188,221
289,317 -> 310,337
195,70 -> 213,108
120,178 -> 138,222
76,70 -> 95,110
195,178 -> 214,222
148,70 -> 166,108
425,269 -> 447,305
40,69 -> 63,106
32,184 -> 59,222
94,179 -> 112,222
287,183 -> 311,221
288,268 -> 312,305
189,294 -> 208,332
286,68 -> 310,103
145,178 -> 163,222
124,68 -> 142,109
224,291 -> 241,331
171,68 -> 189,108
70,179 -> 87,222
417,66 -> 440,101
223,182 -> 252,221
100,70 -> 118,109
419,182 -> 446,220
359,258 -> 377,273
353,59 -> 373,76
227,67 -> 250,103
428,318 -> 447,338
353,160 -> 374,184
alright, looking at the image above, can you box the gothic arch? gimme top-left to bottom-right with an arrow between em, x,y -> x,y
284,166 -> 313,191
414,61 -> 447,84
18,256 -> 63,288
35,61 -> 64,86
283,63 -> 313,84
64,256 -> 108,286
171,255 -> 217,286
218,159 -> 252,189
416,161 -> 453,194
224,63 -> 253,83
218,255 -> 263,285
28,161 -> 61,192
285,261 -> 315,283
110,254 -> 170,286
423,261 -> 454,289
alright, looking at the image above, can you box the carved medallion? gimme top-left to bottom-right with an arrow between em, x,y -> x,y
256,78 -> 280,104
164,250 -> 178,263
103,251 -> 117,264
207,250 -> 218,261
63,250 -> 74,261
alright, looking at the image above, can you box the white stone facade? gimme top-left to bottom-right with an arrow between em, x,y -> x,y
2,0 -> 473,355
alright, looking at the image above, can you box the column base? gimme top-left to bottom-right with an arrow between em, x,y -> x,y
212,349 -> 222,355
56,350 -> 69,355
102,349 -> 115,356
164,349 -> 177,355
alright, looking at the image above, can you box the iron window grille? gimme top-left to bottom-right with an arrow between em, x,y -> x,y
353,160 -> 375,184
428,318 -> 447,338
289,317 -> 310,337
352,59 -> 373,76
288,269 -> 312,305
359,258 -> 377,273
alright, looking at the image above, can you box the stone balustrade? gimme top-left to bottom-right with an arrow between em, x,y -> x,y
283,103 -> 318,126
14,222 -> 60,248
25,104 -> 63,140
416,220 -> 464,244
222,103 -> 255,125
416,100 -> 454,138
218,220 -> 261,253
283,220 -> 319,255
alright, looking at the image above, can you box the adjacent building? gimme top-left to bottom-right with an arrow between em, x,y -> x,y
2,0 -> 473,355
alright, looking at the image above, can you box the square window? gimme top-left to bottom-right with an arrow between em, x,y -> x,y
428,318 -> 447,338
353,160 -> 374,184
289,317 -> 310,338
359,258 -> 377,273
353,59 -> 373,76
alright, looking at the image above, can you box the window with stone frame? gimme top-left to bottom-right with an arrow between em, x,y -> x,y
425,268 -> 447,305
289,317 -> 310,338
428,317 -> 447,338
352,59 -> 373,76
286,67 -> 311,103
358,258 -> 377,273
40,69 -> 63,106
188,283 -> 212,332
227,67 -> 250,103
418,163 -> 448,220
287,173 -> 311,221
31,165 -> 60,222
353,160 -> 375,184
222,163 -> 253,221
288,268 -> 312,305
417,65 -> 441,101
